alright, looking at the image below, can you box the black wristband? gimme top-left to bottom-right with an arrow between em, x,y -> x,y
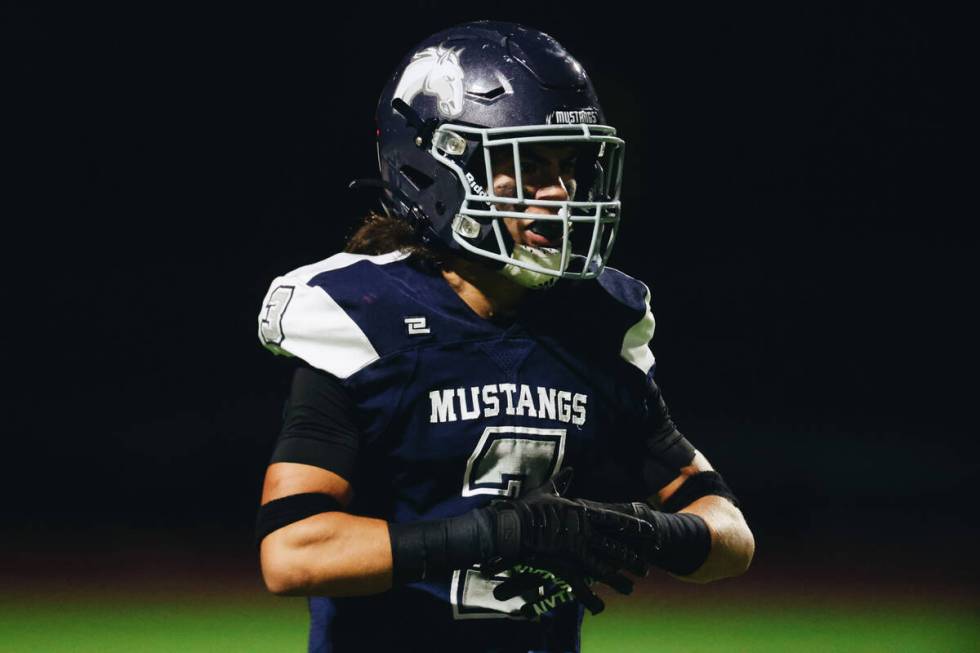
388,508 -> 496,585
644,511 -> 712,576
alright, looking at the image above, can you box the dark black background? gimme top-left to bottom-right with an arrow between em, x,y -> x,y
3,4 -> 973,582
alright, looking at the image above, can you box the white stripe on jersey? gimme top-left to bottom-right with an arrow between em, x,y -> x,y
618,278 -> 657,375
258,250 -> 409,379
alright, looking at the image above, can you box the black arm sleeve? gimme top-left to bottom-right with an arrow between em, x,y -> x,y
637,376 -> 697,495
269,365 -> 360,482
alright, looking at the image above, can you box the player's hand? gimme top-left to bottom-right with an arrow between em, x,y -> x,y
488,563 -> 585,619
577,499 -> 668,565
479,468 -> 650,615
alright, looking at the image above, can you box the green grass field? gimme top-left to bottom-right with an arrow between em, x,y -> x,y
580,602 -> 979,653
1,588 -> 975,652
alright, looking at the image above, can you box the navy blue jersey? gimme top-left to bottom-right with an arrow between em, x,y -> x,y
257,251 -> 696,653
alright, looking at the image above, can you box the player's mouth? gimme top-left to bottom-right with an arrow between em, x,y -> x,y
525,219 -> 564,248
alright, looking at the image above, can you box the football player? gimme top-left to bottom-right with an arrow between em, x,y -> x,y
256,21 -> 754,652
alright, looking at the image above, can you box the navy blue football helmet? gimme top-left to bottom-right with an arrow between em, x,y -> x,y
374,21 -> 624,285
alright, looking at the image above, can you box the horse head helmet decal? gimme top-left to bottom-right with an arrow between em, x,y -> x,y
393,44 -> 466,118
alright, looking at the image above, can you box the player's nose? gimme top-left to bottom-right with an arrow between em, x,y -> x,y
535,177 -> 569,200
527,177 -> 569,215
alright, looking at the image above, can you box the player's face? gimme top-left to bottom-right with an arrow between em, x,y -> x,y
490,144 -> 579,249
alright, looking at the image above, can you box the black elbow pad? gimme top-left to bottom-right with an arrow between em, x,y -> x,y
255,493 -> 342,545
661,471 -> 741,514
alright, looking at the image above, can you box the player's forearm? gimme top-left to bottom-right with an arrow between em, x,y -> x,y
260,512 -> 393,597
672,495 -> 754,583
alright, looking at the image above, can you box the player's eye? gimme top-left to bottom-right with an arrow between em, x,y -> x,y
520,160 -> 541,176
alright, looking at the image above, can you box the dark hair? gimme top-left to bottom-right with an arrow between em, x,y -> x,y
343,211 -> 444,270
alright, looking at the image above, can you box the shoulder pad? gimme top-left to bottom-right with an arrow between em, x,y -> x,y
597,266 -> 656,376
257,251 -> 409,378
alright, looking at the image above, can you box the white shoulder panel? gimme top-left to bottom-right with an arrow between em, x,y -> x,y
619,281 -> 657,375
257,250 -> 409,378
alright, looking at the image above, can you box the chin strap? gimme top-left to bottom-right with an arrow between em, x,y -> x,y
499,245 -> 566,289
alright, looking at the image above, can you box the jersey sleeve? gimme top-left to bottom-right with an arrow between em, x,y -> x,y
616,277 -> 657,377
596,267 -> 697,497
634,374 -> 697,494
270,365 -> 361,482
256,251 -> 409,379
257,252 -> 413,481
257,277 -> 379,378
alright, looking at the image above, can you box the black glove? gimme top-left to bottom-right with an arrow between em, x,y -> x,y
577,499 -> 712,577
482,468 -> 652,615
485,562 -> 584,619
388,468 -> 651,616
577,500 -> 664,561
